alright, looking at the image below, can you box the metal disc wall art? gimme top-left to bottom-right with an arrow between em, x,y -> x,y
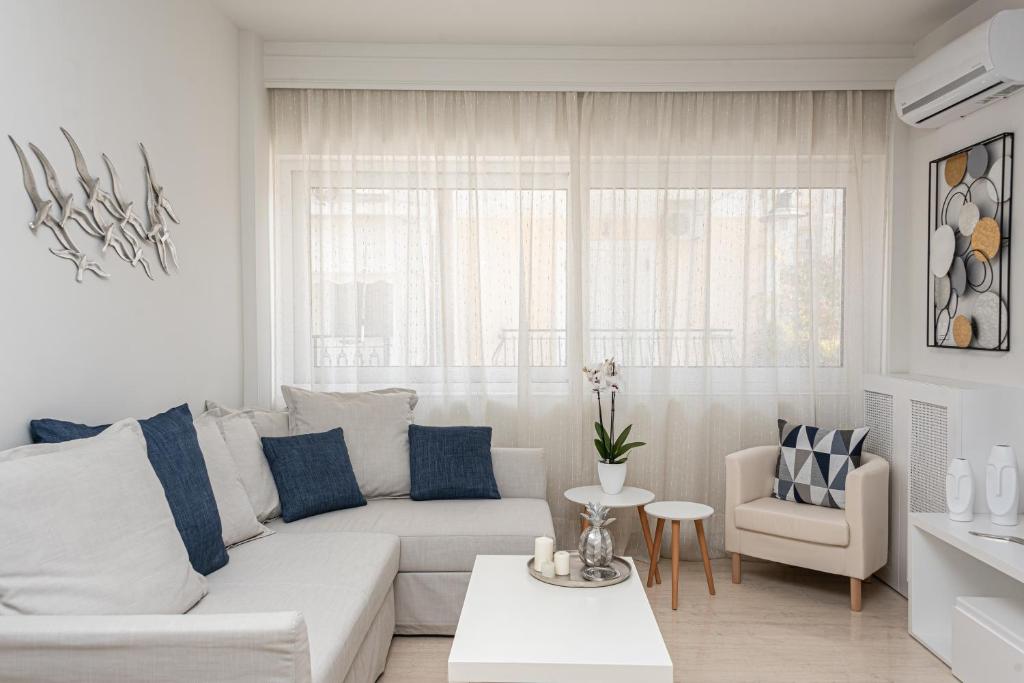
928,132 -> 1013,351
8,129 -> 180,283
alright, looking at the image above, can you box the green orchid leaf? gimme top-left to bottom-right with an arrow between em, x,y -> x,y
611,424 -> 632,453
617,441 -> 646,456
594,438 -> 609,459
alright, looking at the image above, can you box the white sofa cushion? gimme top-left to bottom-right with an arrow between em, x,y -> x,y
194,414 -> 270,546
282,386 -> 416,499
734,496 -> 850,547
192,532 -> 399,683
268,497 -> 555,572
0,612 -> 312,683
0,420 -> 207,615
205,400 -> 291,438
214,411 -> 281,521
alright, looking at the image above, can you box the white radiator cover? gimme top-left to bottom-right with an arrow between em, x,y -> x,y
863,373 -> 1024,596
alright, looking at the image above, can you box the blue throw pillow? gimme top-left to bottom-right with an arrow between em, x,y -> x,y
29,405 -> 228,575
261,428 -> 366,523
30,419 -> 106,443
409,425 -> 500,501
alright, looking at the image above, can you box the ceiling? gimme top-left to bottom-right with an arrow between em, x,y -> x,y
213,0 -> 973,46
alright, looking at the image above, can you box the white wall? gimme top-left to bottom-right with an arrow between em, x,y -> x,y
0,0 -> 241,447
890,0 -> 1024,386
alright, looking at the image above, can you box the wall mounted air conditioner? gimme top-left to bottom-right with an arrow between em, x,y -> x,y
895,9 -> 1024,128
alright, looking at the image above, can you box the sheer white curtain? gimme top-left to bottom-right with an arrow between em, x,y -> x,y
269,89 -> 893,556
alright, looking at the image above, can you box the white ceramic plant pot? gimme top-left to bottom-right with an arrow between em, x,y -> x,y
946,457 -> 974,522
986,445 -> 1020,526
598,461 -> 627,495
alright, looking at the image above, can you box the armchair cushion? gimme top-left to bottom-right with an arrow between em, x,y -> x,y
734,497 -> 850,547
773,419 -> 869,510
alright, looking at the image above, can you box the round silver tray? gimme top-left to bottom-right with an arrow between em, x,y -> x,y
527,552 -> 631,588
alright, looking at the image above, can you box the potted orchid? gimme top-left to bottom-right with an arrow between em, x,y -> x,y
583,358 -> 645,494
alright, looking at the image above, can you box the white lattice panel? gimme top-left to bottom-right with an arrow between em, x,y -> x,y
864,389 -> 905,595
909,400 -> 949,514
864,391 -> 893,462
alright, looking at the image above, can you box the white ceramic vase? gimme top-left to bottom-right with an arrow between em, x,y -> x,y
597,461 -> 627,495
946,457 -> 975,522
986,445 -> 1020,526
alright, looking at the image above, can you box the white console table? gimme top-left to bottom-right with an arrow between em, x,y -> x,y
909,513 -> 1024,665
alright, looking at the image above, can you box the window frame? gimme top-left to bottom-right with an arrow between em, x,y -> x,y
273,153 -> 852,393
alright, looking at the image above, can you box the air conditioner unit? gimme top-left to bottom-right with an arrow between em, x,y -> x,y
895,9 -> 1024,128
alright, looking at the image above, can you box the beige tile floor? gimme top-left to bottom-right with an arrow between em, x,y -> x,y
380,557 -> 954,683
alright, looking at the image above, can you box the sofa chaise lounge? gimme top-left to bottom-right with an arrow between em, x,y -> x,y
0,447 -> 553,683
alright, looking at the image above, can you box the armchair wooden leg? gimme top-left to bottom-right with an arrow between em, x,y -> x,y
850,577 -> 862,612
732,552 -> 741,584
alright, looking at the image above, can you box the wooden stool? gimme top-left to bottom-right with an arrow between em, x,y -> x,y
645,501 -> 715,609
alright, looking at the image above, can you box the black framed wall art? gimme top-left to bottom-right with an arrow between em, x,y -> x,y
928,132 -> 1013,351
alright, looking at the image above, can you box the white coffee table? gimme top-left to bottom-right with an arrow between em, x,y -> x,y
448,555 -> 672,682
563,485 -> 662,585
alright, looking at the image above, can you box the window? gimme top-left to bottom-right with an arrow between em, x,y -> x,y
305,177 -> 844,370
269,89 -> 890,399
307,177 -> 569,370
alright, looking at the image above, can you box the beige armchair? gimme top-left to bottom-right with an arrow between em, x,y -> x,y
724,446 -> 889,612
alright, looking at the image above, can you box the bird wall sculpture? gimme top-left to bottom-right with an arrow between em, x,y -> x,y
9,129 -> 179,282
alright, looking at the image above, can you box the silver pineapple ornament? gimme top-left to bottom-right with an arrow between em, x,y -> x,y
578,502 -> 619,581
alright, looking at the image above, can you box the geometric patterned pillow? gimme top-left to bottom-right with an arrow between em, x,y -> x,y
772,419 -> 870,510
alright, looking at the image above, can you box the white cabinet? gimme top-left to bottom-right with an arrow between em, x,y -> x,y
953,597 -> 1024,683
863,373 -> 1024,596
909,513 -> 1024,667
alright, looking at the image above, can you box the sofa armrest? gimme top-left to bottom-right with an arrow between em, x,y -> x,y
724,445 -> 779,553
0,612 -> 312,683
725,446 -> 779,507
845,452 -> 889,579
492,447 -> 546,499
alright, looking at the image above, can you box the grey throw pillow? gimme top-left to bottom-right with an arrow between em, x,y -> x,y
772,419 -> 869,510
0,421 -> 207,615
282,386 -> 416,499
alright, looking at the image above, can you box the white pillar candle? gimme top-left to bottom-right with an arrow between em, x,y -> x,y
541,560 -> 556,578
534,536 -> 554,567
554,550 -> 571,576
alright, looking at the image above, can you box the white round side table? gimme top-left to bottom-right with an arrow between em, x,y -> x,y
645,501 -> 715,610
563,485 -> 662,585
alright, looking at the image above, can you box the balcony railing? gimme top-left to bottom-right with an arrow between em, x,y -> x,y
312,329 -> 737,368
313,336 -> 391,367
490,328 -> 738,367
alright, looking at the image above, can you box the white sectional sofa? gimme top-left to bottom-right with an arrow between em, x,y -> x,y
0,447 -> 553,683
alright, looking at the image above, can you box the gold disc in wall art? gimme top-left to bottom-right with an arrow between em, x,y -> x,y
945,152 -> 968,186
952,314 -> 973,348
971,217 -> 1001,260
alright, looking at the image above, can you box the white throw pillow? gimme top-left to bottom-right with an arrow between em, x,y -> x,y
204,400 -> 290,438
0,420 -> 207,615
194,414 -> 270,546
214,412 -> 281,521
281,386 -> 416,499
